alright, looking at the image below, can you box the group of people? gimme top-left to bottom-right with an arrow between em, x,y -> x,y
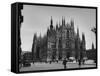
62,58 -> 85,69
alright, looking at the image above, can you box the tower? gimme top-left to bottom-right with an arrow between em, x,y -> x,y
70,19 -> 75,39
82,33 -> 86,50
32,33 -> 37,61
81,33 -> 86,59
75,27 -> 80,60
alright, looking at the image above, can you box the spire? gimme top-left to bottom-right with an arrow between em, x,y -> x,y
59,21 -> 61,26
50,16 -> 53,29
62,16 -> 64,25
47,27 -> 49,36
51,16 -> 53,25
82,33 -> 85,41
71,19 -> 74,27
32,33 -> 37,54
39,33 -> 41,39
32,33 -> 37,46
92,42 -> 94,50
77,27 -> 79,37
71,19 -> 74,35
56,22 -> 58,30
82,33 -> 86,47
34,33 -> 37,40
64,16 -> 65,26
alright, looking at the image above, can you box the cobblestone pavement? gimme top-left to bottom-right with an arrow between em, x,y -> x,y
20,62 -> 96,72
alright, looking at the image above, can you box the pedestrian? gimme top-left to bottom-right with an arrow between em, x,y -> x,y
82,59 -> 85,65
56,59 -> 58,63
56,60 -> 58,63
62,58 -> 67,69
78,59 -> 81,68
49,61 -> 52,64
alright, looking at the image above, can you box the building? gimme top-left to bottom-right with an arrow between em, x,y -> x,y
86,43 -> 96,61
22,51 -> 33,63
32,33 -> 47,62
32,17 -> 86,62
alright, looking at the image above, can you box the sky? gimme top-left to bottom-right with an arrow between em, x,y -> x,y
21,5 -> 96,51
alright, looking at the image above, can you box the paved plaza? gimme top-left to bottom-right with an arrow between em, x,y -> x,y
20,61 -> 96,72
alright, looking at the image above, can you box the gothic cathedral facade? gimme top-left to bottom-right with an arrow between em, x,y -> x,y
32,17 -> 86,62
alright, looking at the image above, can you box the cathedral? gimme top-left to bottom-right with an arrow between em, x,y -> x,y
32,17 -> 86,62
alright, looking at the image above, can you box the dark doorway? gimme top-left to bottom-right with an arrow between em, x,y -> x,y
66,52 -> 70,59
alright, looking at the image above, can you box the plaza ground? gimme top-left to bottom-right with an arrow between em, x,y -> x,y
20,61 -> 96,72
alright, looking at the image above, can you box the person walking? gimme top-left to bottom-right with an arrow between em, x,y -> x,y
82,59 -> 85,65
62,58 -> 67,69
78,59 -> 81,68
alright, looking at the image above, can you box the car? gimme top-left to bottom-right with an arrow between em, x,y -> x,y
23,62 -> 31,67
